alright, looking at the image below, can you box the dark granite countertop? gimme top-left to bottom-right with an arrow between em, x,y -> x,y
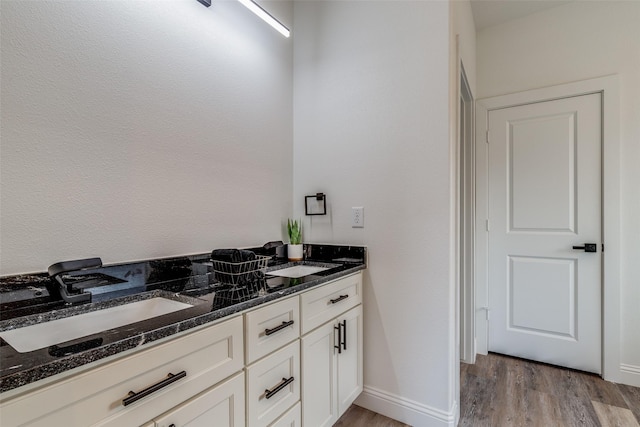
0,244 -> 366,394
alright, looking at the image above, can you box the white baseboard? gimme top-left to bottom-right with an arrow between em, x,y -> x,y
355,386 -> 456,427
619,364 -> 640,387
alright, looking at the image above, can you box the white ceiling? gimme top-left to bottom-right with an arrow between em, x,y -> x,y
470,0 -> 574,30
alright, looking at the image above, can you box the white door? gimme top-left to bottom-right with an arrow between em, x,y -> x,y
488,93 -> 602,374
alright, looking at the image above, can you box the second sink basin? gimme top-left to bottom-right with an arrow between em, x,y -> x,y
0,297 -> 193,353
267,264 -> 337,279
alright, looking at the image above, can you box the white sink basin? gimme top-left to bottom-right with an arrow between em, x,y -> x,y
0,297 -> 193,353
267,265 -> 332,279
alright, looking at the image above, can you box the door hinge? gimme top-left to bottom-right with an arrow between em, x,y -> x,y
486,219 -> 490,232
602,243 -> 605,252
486,130 -> 490,144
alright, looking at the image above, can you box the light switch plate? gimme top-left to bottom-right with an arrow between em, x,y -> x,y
352,207 -> 364,228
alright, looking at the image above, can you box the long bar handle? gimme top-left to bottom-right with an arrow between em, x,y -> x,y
123,371 -> 186,406
330,294 -> 349,304
334,324 -> 342,354
265,376 -> 294,399
342,319 -> 347,351
265,320 -> 294,336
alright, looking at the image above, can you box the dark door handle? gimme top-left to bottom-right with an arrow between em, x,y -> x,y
334,323 -> 342,354
572,243 -> 597,252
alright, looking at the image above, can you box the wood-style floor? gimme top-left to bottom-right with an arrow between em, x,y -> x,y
334,404 -> 410,427
335,352 -> 640,427
460,353 -> 640,427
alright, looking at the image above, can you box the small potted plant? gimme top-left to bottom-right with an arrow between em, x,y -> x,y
287,219 -> 303,261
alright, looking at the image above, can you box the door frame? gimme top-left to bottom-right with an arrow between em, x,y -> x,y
459,62 -> 475,365
474,75 -> 622,382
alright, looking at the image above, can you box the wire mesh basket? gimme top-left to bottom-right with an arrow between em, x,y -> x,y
211,255 -> 270,285
211,279 -> 266,309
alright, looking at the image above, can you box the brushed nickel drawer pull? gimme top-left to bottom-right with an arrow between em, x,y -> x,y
265,320 -> 294,336
265,376 -> 294,399
122,371 -> 187,406
330,294 -> 349,304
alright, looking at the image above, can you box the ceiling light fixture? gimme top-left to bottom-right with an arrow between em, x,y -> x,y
236,0 -> 290,37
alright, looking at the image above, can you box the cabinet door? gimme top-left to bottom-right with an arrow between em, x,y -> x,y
301,321 -> 337,427
336,305 -> 363,416
269,401 -> 301,427
153,372 -> 245,427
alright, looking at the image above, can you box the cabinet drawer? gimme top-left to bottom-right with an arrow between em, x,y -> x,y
246,340 -> 300,427
153,372 -> 245,427
269,401 -> 301,427
0,316 -> 244,427
300,273 -> 362,334
245,296 -> 299,365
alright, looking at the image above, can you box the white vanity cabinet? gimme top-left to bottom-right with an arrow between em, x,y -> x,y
0,270 -> 363,427
300,273 -> 363,427
0,316 -> 244,427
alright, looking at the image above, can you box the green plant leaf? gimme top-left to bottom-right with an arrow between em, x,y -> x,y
287,218 -> 301,244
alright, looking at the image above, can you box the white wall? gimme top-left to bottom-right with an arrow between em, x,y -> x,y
450,0 -> 477,422
0,0 -> 293,275
452,0 -> 477,96
477,0 -> 640,383
293,1 -> 456,425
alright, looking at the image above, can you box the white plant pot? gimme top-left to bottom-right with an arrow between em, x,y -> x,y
287,244 -> 303,261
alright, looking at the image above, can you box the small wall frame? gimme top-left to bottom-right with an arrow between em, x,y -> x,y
305,193 -> 327,215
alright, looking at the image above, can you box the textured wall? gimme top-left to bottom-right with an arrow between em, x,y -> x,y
0,0 -> 293,274
293,2 -> 455,425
